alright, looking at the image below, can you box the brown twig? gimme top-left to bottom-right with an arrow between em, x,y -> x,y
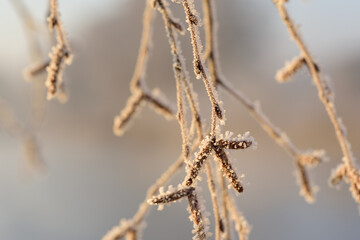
154,0 -> 190,162
24,60 -> 50,79
275,55 -> 306,83
226,195 -> 251,240
102,145 -> 190,240
220,79 -> 324,202
179,0 -> 223,137
217,163 -> 231,240
273,0 -> 360,205
11,0 -> 48,128
113,1 -> 174,137
45,0 -> 73,101
199,0 -> 325,203
148,186 -> 208,240
154,1 -> 224,238
184,133 -> 254,193
187,188 -> 208,240
0,99 -> 45,171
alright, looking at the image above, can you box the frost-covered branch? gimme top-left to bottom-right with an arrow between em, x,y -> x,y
273,0 -> 360,205
177,0 -> 223,137
113,1 -> 174,137
45,0 -> 73,100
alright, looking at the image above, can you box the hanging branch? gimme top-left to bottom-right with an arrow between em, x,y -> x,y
4,0 -> 46,172
102,144 -> 194,240
201,2 -> 233,238
178,0 -> 224,137
45,0 -> 73,101
148,186 -> 208,240
219,80 -> 324,202
226,195 -> 251,240
113,1 -> 174,137
154,1 -> 225,239
0,100 -> 44,171
106,1 -> 206,238
200,0 -> 325,203
11,0 -> 48,123
273,0 -> 360,205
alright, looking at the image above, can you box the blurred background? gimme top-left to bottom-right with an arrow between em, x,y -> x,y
0,0 -> 360,239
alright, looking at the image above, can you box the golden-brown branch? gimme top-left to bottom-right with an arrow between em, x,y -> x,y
154,2 -> 223,238
273,0 -> 359,205
179,0 -> 223,136
45,0 -> 73,101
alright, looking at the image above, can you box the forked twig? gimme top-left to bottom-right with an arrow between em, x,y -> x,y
2,0 -> 48,173
219,80 -> 324,202
184,133 -> 254,193
11,0 -> 48,128
113,1 -> 174,137
148,186 -> 208,240
200,0 -> 324,203
273,0 -> 360,205
154,1 -> 224,238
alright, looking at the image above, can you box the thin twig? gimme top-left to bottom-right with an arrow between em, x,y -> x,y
201,1 -> 234,238
202,0 -> 221,88
219,79 -> 324,202
46,0 -> 73,100
184,133 -> 253,192
0,99 -> 45,171
113,0 -> 174,136
217,164 -> 231,240
275,55 -> 305,83
273,0 -> 360,204
154,1 -> 222,238
102,145 -> 191,240
11,0 -> 48,128
226,195 -> 251,240
154,0 -> 190,162
179,0 -> 223,137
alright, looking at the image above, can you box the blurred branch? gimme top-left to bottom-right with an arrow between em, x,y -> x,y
0,99 -> 45,171
273,0 -> 360,205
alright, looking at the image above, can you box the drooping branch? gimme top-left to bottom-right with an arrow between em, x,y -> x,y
154,1 -> 226,239
0,99 -> 45,171
226,195 -> 251,240
45,0 -> 73,101
199,0 -> 324,202
102,146 -> 190,240
113,0 -> 174,137
148,186 -> 208,240
178,0 -> 224,137
219,80 -> 324,202
273,0 -> 360,205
